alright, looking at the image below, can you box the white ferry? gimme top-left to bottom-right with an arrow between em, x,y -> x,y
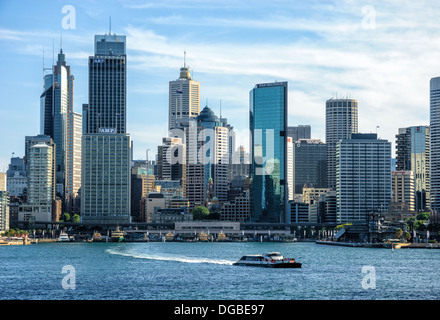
233,252 -> 302,268
58,232 -> 70,242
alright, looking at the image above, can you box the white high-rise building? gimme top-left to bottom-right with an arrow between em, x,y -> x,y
337,133 -> 391,224
19,143 -> 55,222
326,98 -> 358,191
66,111 -> 82,214
169,53 -> 200,130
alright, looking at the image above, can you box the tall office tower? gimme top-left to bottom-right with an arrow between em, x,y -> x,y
337,133 -> 391,224
185,105 -> 229,208
169,53 -> 200,130
287,125 -> 311,142
157,137 -> 186,191
326,98 -> 358,190
0,191 -> 9,232
40,48 -> 72,199
65,112 -> 82,214
395,126 -> 430,211
81,33 -> 131,224
287,137 -> 294,201
293,139 -> 327,194
6,157 -> 27,197
431,77 -> 440,212
250,81 -> 288,223
19,143 -> 55,222
392,171 -> 415,212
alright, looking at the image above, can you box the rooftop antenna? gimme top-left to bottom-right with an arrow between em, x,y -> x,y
220,99 -> 222,119
109,16 -> 112,35
184,50 -> 187,68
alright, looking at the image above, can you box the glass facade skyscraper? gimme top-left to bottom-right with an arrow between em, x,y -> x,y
250,82 -> 288,223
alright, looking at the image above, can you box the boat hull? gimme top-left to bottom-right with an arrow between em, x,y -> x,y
233,262 -> 302,268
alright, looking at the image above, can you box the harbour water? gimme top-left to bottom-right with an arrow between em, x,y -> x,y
0,241 -> 439,300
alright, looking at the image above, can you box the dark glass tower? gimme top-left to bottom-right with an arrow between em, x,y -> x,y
81,34 -> 131,224
250,82 -> 288,223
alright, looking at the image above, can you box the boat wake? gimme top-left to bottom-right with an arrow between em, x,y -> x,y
106,249 -> 235,265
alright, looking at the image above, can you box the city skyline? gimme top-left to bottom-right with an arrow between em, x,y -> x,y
1,0 -> 439,170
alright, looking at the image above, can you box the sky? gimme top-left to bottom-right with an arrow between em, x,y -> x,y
0,0 -> 439,171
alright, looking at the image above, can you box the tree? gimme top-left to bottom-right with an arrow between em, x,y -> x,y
416,212 -> 430,221
404,232 -> 411,242
394,228 -> 403,239
71,214 -> 80,223
62,212 -> 71,222
192,206 -> 210,220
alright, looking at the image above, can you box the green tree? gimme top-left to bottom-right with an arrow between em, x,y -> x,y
71,214 -> 80,223
404,232 -> 411,242
394,228 -> 403,239
416,212 -> 430,221
192,206 -> 210,220
61,212 -> 71,222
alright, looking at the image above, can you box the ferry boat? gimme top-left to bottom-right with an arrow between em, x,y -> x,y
165,232 -> 175,241
198,231 -> 208,241
216,231 -> 228,242
92,231 -> 103,242
233,252 -> 302,268
111,227 -> 124,242
58,232 -> 70,242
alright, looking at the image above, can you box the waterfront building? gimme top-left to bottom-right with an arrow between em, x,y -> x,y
293,139 -> 327,194
287,137 -> 294,201
0,191 -> 9,232
131,162 -> 155,221
19,143 -> 55,222
169,53 -> 200,130
431,77 -> 440,212
288,201 -> 309,223
391,171 -> 415,212
287,125 -> 311,142
145,193 -> 167,218
6,157 -> 27,197
396,126 -> 430,210
250,81 -> 288,223
337,133 -> 392,223
326,98 -> 358,190
220,190 -> 251,222
81,33 -> 131,224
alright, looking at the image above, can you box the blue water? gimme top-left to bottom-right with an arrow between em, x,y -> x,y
0,242 -> 439,300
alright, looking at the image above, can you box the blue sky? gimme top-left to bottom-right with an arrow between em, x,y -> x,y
1,0 -> 439,170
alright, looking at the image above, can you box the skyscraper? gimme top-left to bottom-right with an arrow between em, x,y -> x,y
326,98 -> 358,190
430,77 -> 440,212
169,53 -> 200,130
40,48 -> 73,199
292,139 -> 327,194
395,126 -> 430,211
337,133 -> 391,223
81,33 -> 131,224
65,112 -> 82,214
185,105 -> 229,208
287,125 -> 311,142
19,142 -> 56,222
250,81 -> 288,223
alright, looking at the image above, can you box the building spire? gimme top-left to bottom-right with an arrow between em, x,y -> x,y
109,16 -> 112,35
184,50 -> 186,68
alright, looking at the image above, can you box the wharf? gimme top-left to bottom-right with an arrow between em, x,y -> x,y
316,240 -> 440,249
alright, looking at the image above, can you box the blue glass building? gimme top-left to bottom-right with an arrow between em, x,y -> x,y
250,82 -> 288,223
